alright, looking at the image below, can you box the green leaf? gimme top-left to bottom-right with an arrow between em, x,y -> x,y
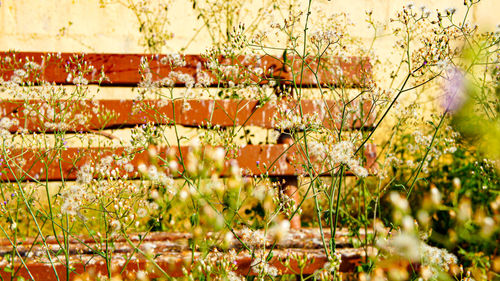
266,251 -> 273,262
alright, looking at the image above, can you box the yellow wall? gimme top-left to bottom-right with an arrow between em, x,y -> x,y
1,0 -> 498,53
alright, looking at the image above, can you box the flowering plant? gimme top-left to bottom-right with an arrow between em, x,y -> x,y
0,0 -> 498,280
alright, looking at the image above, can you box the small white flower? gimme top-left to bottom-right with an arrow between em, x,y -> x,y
445,7 -> 456,15
269,220 -> 290,242
23,61 -> 40,70
182,100 -> 192,111
72,75 -> 89,85
136,271 -> 148,281
124,163 -> 135,173
430,187 -> 442,205
190,137 -> 201,148
179,190 -> 188,200
138,164 -> 147,173
13,69 -> 27,78
0,117 -> 17,129
213,147 -> 225,162
137,208 -> 147,218
389,192 -> 409,211
168,160 -> 178,172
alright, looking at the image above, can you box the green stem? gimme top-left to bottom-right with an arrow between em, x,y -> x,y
331,165 -> 345,253
406,110 -> 448,198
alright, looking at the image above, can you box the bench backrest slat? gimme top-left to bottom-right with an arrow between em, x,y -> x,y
0,52 -> 371,87
0,99 -> 375,132
0,144 -> 377,181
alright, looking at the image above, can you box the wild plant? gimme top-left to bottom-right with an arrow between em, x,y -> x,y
0,0 -> 498,280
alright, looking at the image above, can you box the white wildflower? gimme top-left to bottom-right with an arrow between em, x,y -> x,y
430,186 -> 442,205
137,208 -> 147,218
13,69 -> 27,78
76,164 -> 93,185
227,271 -> 244,281
445,7 -> 456,15
421,243 -> 458,272
269,220 -> 290,242
124,163 -> 135,173
60,184 -> 86,216
0,117 -> 18,130
72,75 -> 89,85
377,233 -> 421,261
251,256 -> 279,276
389,192 -> 409,211
23,61 -> 40,70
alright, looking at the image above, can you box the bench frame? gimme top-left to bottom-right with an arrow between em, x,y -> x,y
0,51 -> 377,279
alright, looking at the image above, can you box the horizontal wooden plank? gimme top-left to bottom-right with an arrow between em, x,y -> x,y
0,52 -> 371,87
0,99 -> 375,132
0,144 -> 377,181
0,228 -> 373,279
0,249 -> 366,279
0,228 -> 369,250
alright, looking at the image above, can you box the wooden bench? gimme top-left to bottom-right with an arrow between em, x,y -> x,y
0,51 -> 376,280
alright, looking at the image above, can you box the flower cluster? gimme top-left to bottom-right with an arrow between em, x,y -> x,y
308,140 -> 368,177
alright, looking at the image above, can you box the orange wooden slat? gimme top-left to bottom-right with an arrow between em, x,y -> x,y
0,229 -> 370,279
0,99 -> 376,132
0,228 -> 366,249
0,248 -> 365,279
0,144 -> 377,181
0,52 -> 371,87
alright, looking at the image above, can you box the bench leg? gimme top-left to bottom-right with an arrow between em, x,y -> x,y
277,133 -> 301,229
281,176 -> 301,229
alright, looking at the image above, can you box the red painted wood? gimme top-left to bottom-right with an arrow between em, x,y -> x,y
0,248 -> 364,279
0,229 -> 370,279
0,228 -> 364,248
0,51 -> 377,278
0,99 -> 375,132
0,52 -> 371,87
0,144 -> 377,181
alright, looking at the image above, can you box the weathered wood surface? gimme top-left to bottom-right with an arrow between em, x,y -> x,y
0,99 -> 376,132
0,98 -> 377,182
0,143 -> 377,181
0,51 -> 378,279
0,228 -> 374,279
0,52 -> 372,87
